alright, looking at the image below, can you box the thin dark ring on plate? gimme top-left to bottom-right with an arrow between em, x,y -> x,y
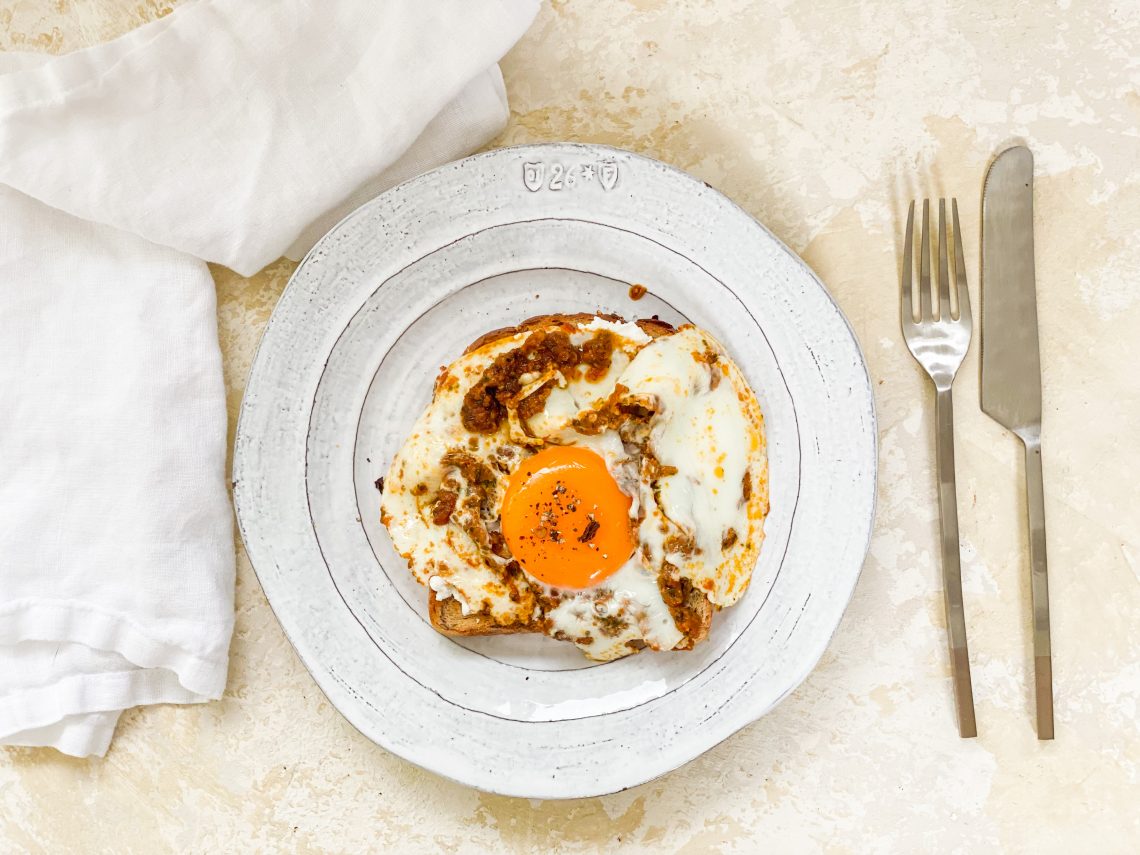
340,231 -> 792,678
300,215 -> 803,725
353,264 -> 690,673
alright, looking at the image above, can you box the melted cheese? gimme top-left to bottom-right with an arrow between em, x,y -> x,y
619,326 -> 766,606
545,557 -> 684,660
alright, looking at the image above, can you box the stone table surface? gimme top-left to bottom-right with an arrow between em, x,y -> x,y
2,1 -> 1138,852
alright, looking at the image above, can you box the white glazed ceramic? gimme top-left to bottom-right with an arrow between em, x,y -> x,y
233,143 -> 876,799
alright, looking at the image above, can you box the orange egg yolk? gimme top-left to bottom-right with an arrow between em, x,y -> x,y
500,445 -> 634,589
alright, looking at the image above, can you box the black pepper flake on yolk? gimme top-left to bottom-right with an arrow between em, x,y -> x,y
500,446 -> 634,589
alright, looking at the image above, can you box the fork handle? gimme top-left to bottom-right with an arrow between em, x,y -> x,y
935,387 -> 977,738
1022,433 -> 1054,739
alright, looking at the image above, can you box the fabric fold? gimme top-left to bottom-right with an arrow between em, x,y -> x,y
0,185 -> 232,757
0,0 -> 539,275
0,0 -> 538,759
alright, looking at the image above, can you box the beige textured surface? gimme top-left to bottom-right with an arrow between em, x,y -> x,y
3,1 -> 1139,852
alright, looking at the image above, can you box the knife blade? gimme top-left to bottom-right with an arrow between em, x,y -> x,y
981,145 -> 1054,739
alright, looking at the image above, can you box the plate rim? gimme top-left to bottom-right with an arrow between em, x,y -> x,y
233,141 -> 878,798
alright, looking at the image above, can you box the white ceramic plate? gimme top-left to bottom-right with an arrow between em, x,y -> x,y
233,143 -> 876,799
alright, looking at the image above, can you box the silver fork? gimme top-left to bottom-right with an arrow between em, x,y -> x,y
901,198 -> 977,738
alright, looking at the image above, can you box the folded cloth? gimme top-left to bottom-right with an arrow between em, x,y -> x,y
0,187 -> 233,757
0,0 -> 538,758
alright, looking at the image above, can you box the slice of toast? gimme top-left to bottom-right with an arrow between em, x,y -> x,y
427,590 -> 538,636
426,587 -> 714,648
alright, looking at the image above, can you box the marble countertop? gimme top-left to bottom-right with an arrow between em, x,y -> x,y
3,1 -> 1138,851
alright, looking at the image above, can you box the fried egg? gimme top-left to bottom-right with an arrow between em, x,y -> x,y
380,313 -> 768,661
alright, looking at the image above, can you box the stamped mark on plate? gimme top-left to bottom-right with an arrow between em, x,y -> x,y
523,160 -> 620,193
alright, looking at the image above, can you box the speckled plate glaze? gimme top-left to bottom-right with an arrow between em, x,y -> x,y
233,143 -> 876,799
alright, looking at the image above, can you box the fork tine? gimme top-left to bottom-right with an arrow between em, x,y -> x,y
919,199 -> 933,321
951,199 -> 971,324
937,199 -> 952,321
901,200 -> 915,326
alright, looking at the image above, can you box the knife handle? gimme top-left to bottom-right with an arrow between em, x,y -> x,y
935,388 -> 977,738
1023,434 -> 1055,739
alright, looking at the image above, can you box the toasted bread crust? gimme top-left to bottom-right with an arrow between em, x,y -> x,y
461,313 -> 616,355
675,587 -> 714,650
427,587 -> 714,650
428,590 -> 538,637
460,312 -> 676,356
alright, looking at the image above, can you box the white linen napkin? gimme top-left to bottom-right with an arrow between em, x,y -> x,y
0,0 -> 538,758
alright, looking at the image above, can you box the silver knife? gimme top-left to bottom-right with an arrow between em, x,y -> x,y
981,145 -> 1054,739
